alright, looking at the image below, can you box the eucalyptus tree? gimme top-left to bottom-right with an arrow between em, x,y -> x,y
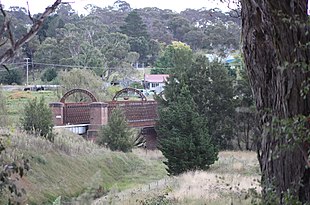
238,0 -> 310,203
167,16 -> 191,41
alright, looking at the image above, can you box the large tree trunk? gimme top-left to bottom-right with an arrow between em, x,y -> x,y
241,0 -> 310,203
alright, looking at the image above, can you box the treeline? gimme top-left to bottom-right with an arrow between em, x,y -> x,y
0,0 -> 240,82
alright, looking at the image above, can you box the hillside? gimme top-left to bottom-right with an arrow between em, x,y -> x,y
1,126 -> 261,205
0,128 -> 167,204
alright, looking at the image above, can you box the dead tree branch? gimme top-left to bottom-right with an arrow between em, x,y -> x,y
0,0 -> 62,65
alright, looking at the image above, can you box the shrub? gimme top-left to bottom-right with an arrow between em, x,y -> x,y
41,68 -> 57,82
0,131 -> 30,204
97,108 -> 134,152
20,97 -> 54,141
150,67 -> 170,74
130,81 -> 143,89
0,70 -> 23,85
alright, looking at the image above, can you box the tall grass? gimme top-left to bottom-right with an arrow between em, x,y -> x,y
0,128 -> 167,204
93,151 -> 261,205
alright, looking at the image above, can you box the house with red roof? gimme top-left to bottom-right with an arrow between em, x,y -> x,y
143,74 -> 169,93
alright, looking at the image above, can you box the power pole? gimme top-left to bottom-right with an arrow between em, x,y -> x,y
24,58 -> 30,85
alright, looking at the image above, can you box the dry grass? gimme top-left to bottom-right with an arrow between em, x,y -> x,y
169,151 -> 261,204
7,91 -> 34,100
209,151 -> 260,175
1,127 -> 101,156
169,170 -> 260,203
132,148 -> 165,161
93,151 -> 261,205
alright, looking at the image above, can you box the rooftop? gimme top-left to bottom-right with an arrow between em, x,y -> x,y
144,74 -> 169,83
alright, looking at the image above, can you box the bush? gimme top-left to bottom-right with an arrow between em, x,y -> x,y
97,108 -> 134,152
150,68 -> 170,74
41,68 -> 57,82
20,97 -> 54,141
130,81 -> 143,89
0,132 -> 30,204
0,70 -> 23,85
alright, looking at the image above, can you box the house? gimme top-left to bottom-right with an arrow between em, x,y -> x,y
143,74 -> 169,94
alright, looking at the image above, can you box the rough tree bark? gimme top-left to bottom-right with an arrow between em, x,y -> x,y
241,0 -> 310,203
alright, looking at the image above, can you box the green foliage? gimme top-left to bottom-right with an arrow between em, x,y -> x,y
128,36 -> 149,62
0,70 -> 23,85
20,97 -> 54,141
120,10 -> 149,39
155,44 -> 175,68
97,108 -> 134,152
0,132 -> 30,204
183,29 -> 206,50
167,16 -> 191,41
120,10 -> 151,62
157,86 -> 218,175
159,44 -> 236,150
188,56 -> 236,149
41,68 -> 58,82
156,41 -> 192,70
254,186 -> 310,205
130,81 -> 143,89
57,68 -> 105,101
151,67 -> 170,74
270,115 -> 310,150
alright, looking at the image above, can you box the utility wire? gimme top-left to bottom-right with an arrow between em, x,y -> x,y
32,62 -> 104,69
2,61 -> 140,71
1,61 -> 104,70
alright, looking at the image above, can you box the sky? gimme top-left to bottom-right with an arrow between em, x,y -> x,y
0,0 -> 233,14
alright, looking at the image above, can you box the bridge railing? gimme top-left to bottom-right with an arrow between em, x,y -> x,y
50,100 -> 158,128
63,102 -> 91,125
108,101 -> 158,127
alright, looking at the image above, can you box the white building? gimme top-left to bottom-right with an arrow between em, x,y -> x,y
143,74 -> 169,94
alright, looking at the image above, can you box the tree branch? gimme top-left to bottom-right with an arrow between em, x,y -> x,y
26,1 -> 34,23
0,0 -> 62,65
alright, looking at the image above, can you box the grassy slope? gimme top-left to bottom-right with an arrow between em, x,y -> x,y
1,129 -> 166,204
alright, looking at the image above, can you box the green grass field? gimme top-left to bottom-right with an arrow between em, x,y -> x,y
4,90 -> 58,125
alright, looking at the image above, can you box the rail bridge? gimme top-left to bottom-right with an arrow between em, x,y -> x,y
49,88 -> 158,149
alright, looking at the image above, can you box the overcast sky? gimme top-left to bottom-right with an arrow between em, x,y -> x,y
0,0 -> 232,14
